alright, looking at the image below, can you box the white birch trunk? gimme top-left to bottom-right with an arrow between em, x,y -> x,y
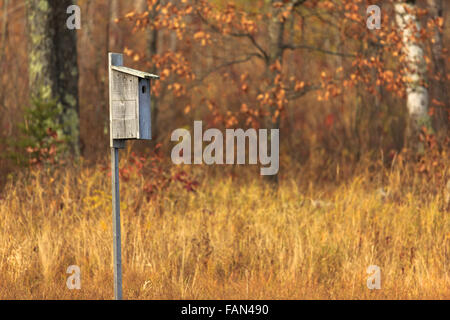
394,1 -> 432,135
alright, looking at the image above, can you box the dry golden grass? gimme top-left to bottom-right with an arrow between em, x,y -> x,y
0,157 -> 449,299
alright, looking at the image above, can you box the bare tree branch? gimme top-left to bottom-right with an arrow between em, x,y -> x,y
282,43 -> 356,58
195,53 -> 261,83
287,84 -> 321,101
195,9 -> 269,62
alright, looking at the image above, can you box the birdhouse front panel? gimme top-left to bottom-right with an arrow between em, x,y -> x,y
111,71 -> 139,139
138,78 -> 151,140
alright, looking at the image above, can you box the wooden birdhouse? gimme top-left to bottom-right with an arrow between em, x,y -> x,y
109,53 -> 159,147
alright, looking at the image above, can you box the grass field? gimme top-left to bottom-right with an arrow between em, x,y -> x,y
0,154 -> 449,299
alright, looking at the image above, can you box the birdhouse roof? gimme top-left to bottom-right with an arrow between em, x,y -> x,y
111,66 -> 159,79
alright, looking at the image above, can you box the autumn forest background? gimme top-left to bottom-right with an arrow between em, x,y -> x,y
0,0 -> 449,299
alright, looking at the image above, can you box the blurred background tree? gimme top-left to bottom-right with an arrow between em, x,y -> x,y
25,0 -> 79,156
0,0 -> 448,184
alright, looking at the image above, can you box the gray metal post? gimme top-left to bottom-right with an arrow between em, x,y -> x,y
111,147 -> 122,300
108,52 -> 157,300
109,52 -> 125,300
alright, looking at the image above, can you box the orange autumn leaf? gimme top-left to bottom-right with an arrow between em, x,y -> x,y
295,81 -> 305,91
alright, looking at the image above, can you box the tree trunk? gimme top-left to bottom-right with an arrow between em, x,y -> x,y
394,1 -> 432,151
265,0 -> 285,184
147,1 -> 160,141
134,0 -> 147,13
426,0 -> 448,134
26,0 -> 80,156
109,0 -> 122,51
0,0 -> 9,109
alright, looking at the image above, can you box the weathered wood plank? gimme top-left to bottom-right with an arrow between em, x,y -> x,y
111,71 -> 139,139
108,53 -> 125,148
111,65 -> 160,79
